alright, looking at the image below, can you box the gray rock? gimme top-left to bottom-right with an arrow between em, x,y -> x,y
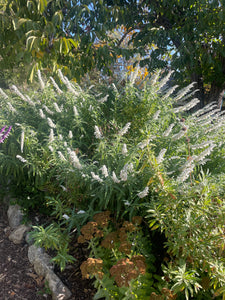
28,245 -> 54,276
45,270 -> 72,300
8,224 -> 30,244
33,254 -> 54,277
25,231 -> 34,245
28,244 -> 45,264
7,204 -> 24,229
28,245 -> 71,299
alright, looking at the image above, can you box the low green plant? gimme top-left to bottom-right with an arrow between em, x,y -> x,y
30,223 -> 76,271
31,224 -> 64,250
51,243 -> 76,272
37,280 -> 51,297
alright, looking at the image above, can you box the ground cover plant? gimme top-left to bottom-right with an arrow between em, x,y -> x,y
1,70 -> 225,299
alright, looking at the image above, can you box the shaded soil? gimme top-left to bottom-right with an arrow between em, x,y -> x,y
0,205 -> 51,300
0,204 -> 96,300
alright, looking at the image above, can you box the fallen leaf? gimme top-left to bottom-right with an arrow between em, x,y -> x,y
9,291 -> 16,297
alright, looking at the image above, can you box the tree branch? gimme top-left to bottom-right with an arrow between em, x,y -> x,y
117,25 -> 145,47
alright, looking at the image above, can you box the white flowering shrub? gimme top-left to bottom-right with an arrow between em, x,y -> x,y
1,70 -> 225,298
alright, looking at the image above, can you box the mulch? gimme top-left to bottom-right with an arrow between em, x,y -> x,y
0,204 -> 96,300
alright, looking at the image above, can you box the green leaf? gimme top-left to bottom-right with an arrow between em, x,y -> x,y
93,289 -> 108,300
37,0 -> 47,14
16,18 -> 29,28
68,39 -> 78,49
26,36 -> 38,51
28,63 -> 38,82
63,37 -> 70,54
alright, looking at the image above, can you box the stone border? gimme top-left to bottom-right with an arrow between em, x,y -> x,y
6,203 -> 72,300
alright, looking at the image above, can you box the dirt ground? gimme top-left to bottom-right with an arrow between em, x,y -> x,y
0,204 -> 96,300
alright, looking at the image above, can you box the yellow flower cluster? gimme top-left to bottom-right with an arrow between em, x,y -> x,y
101,231 -> 119,249
150,293 -> 164,300
110,255 -> 146,287
161,288 -> 177,299
78,211 -> 111,243
132,216 -> 143,226
118,241 -> 132,254
93,210 -> 111,228
101,217 -> 142,254
122,221 -> 136,232
77,221 -> 103,243
78,213 -> 145,286
150,288 -> 177,300
80,258 -> 104,279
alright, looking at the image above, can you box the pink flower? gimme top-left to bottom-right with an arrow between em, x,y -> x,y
0,126 -> 12,143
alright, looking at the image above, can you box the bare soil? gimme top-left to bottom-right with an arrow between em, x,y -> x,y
0,204 -> 96,300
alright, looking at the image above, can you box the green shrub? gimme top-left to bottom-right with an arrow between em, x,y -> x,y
1,70 -> 225,298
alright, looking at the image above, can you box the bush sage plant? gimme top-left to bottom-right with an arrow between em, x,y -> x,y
1,70 -> 225,298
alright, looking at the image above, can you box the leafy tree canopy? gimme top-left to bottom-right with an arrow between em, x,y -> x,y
0,0 -> 225,106
0,0 -> 116,83
80,0 -> 225,106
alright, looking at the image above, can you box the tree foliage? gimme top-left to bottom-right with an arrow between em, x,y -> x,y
75,0 -> 225,106
1,0 -> 225,105
0,0 -> 116,83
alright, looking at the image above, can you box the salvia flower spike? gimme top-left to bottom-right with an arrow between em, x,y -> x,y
118,122 -> 131,136
0,126 -> 12,143
0,126 -> 6,135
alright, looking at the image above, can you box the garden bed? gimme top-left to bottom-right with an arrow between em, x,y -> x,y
0,204 -> 96,300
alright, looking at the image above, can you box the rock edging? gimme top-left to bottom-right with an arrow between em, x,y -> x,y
6,204 -> 72,300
